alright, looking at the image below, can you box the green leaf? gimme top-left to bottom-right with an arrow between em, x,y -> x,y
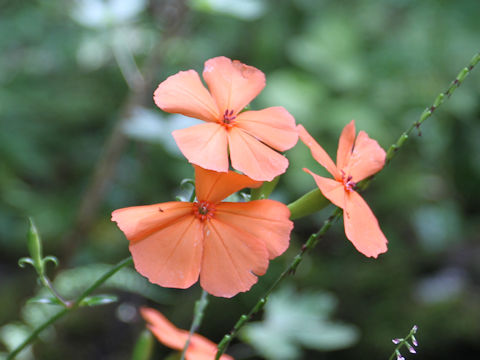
18,257 -> 34,269
240,286 -> 359,359
79,294 -> 118,307
27,296 -> 62,306
42,256 -> 59,269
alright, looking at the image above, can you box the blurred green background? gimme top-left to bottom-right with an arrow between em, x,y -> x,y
1,0 -> 480,359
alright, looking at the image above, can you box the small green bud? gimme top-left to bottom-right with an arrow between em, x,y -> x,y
433,93 -> 445,107
234,314 -> 248,330
27,218 -> 44,274
217,334 -> 231,350
397,133 -> 409,147
470,53 -> 480,67
419,108 -> 431,123
457,67 -> 469,82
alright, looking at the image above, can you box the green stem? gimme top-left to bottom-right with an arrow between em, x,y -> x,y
287,188 -> 330,220
39,275 -> 71,308
180,290 -> 209,360
384,52 -> 480,166
215,208 -> 342,359
7,256 -> 133,359
216,51 -> 480,359
6,308 -> 69,360
71,256 -> 133,309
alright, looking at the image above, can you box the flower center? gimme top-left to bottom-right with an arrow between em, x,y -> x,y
341,172 -> 356,192
193,201 -> 216,221
222,109 -> 236,128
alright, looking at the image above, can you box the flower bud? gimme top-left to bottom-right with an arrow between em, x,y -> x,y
27,218 -> 44,273
406,342 -> 416,354
411,335 -> 418,347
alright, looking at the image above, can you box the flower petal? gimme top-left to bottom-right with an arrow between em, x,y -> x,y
235,107 -> 298,151
343,190 -> 388,258
203,56 -> 265,114
140,307 -> 188,350
154,69 -> 219,122
297,125 -> 341,180
141,308 -> 234,360
188,335 -> 234,360
215,200 -> 293,259
194,166 -> 262,204
200,219 -> 269,298
173,123 -> 229,173
111,202 -> 193,242
346,130 -> 386,182
336,120 -> 356,170
303,169 -> 345,209
228,128 -> 289,181
129,215 -> 204,289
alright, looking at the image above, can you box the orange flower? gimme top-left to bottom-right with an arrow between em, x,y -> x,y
111,166 -> 293,297
140,307 -> 233,360
153,56 -> 298,181
297,121 -> 388,258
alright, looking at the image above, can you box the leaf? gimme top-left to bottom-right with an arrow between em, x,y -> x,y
240,286 -> 359,360
189,0 -> 267,21
42,256 -> 59,269
0,323 -> 34,359
27,296 -> 62,306
18,257 -> 34,269
79,294 -> 118,307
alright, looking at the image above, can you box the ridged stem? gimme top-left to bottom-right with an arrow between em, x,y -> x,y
215,51 -> 480,359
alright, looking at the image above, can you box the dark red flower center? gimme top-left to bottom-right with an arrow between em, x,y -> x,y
222,109 -> 236,128
193,201 -> 216,221
342,172 -> 356,192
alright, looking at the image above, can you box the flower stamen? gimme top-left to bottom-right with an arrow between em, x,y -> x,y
341,172 -> 356,192
193,201 -> 216,221
222,109 -> 236,128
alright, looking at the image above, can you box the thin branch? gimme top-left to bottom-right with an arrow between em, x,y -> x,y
39,275 -> 71,308
215,51 -> 480,359
7,256 -> 133,360
215,208 -> 342,359
180,290 -> 209,360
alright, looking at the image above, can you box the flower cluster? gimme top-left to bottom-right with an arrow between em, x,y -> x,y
111,56 -> 390,356
112,55 -> 390,293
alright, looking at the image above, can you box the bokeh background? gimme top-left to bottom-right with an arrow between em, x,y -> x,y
1,0 -> 480,359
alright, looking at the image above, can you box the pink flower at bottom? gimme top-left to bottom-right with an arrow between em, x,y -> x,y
141,307 -> 233,360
